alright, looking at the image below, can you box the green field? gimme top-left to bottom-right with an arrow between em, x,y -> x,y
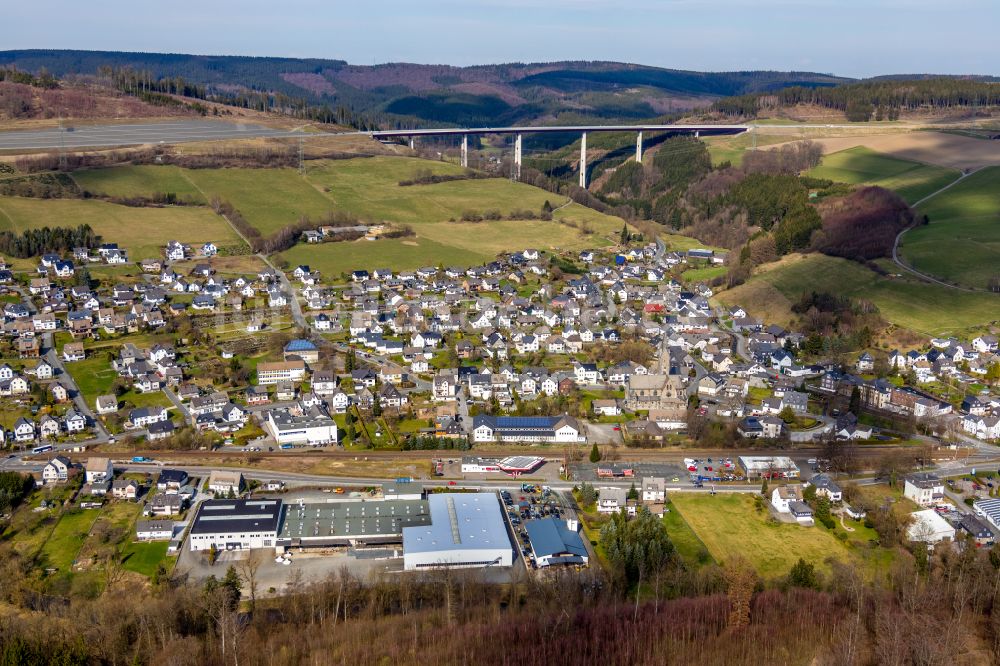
38,509 -> 97,572
662,501 -> 713,567
717,253 -> 1000,337
281,237 -> 480,275
49,157 -> 627,272
682,265 -> 727,283
121,540 -> 170,577
670,493 -> 852,578
900,167 -> 1000,289
0,195 -> 242,261
702,132 -> 793,167
304,156 -> 619,228
72,165 -> 207,204
808,146 -> 960,204
64,356 -> 118,407
186,167 -> 336,235
660,232 -> 727,253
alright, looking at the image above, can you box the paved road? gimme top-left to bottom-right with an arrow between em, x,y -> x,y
0,120 -> 303,150
42,332 -> 110,442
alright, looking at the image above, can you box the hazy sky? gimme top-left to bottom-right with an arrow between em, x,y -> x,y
3,0 -> 996,78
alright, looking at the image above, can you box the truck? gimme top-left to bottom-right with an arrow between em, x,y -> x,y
131,456 -> 152,463
396,476 -> 412,483
279,443 -> 294,450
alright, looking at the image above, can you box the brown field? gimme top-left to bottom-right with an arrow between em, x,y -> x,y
769,131 -> 1000,170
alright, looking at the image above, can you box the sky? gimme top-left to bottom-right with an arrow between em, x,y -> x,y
2,0 -> 997,78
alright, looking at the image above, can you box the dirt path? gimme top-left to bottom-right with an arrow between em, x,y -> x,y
839,513 -> 855,532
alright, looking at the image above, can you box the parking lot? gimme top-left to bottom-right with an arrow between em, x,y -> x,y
439,459 -> 563,482
498,485 -> 583,572
177,545 -> 400,594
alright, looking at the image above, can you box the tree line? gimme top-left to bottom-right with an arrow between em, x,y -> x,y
0,66 -> 58,89
712,77 -> 1000,120
0,224 -> 99,258
98,65 -> 376,130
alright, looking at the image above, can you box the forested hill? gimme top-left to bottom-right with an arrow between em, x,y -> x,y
0,49 -> 850,127
713,77 -> 1000,121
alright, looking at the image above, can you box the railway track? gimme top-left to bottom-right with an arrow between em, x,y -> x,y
125,442 -> 949,464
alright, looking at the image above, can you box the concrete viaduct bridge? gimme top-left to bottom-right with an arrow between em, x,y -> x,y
368,124 -> 750,188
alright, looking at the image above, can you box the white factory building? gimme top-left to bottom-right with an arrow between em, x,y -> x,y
188,498 -> 283,551
264,407 -> 338,446
402,493 -> 513,570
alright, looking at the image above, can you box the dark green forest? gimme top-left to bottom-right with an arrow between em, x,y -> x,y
713,77 -> 1000,120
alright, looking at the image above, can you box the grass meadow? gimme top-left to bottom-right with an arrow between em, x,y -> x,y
900,166 -> 1000,289
808,146 -> 960,204
0,195 -> 241,261
26,156 -> 627,274
71,165 -> 207,204
121,540 -> 171,577
716,253 -> 1000,338
670,493 -> 856,579
38,509 -> 97,572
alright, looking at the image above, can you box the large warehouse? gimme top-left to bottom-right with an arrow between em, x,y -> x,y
188,498 -> 283,551
402,493 -> 513,570
276,498 -> 431,548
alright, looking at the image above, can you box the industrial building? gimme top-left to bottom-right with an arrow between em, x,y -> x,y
276,498 -> 431,548
264,406 -> 338,445
402,493 -> 513,570
738,456 -> 800,479
188,498 -> 283,551
525,517 -> 588,567
974,498 -> 1000,531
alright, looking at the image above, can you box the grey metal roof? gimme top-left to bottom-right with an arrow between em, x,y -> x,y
403,493 -> 510,555
278,499 -> 430,542
525,517 -> 587,559
190,499 -> 282,535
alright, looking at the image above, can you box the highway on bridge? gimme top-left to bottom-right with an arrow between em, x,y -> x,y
0,120 -> 305,151
0,119 -> 881,152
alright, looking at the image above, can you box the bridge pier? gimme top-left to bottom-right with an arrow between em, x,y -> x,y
514,133 -> 522,180
579,131 -> 587,188
409,137 -> 415,150
635,131 -> 643,163
461,135 -> 468,168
